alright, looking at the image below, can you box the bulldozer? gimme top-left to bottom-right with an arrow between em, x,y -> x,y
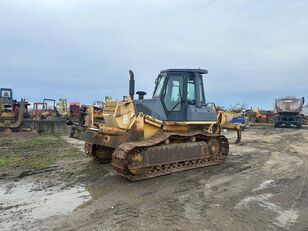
0,88 -> 29,133
69,69 -> 236,181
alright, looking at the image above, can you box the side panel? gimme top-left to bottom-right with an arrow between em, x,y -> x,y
134,99 -> 167,120
187,105 -> 217,121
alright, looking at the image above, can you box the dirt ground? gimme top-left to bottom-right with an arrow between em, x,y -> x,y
0,126 -> 308,231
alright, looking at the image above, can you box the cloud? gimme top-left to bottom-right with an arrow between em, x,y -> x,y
0,0 -> 307,109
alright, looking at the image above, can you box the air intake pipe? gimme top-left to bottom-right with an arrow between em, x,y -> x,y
129,70 -> 135,99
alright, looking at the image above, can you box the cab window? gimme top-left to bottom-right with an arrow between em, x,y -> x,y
187,76 -> 195,103
153,75 -> 165,97
1,90 -> 11,98
163,75 -> 183,111
199,77 -> 205,103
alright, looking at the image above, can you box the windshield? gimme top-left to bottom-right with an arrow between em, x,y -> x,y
34,103 -> 47,110
1,90 -> 11,98
153,75 -> 165,97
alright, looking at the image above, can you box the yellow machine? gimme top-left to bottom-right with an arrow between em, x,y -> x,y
57,98 -> 69,118
32,99 -> 62,120
208,104 -> 243,143
220,111 -> 244,142
0,88 -> 28,133
69,69 -> 239,181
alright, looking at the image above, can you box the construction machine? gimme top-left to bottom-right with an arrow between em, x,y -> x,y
0,88 -> 29,133
57,98 -> 69,118
32,99 -> 61,120
208,104 -> 244,143
69,69 -> 233,181
69,102 -> 81,123
275,97 -> 305,128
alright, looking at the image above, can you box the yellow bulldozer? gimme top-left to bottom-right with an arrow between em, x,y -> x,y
0,88 -> 29,134
32,99 -> 61,120
69,69 -> 241,181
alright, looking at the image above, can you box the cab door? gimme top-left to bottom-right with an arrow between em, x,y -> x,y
162,73 -> 190,121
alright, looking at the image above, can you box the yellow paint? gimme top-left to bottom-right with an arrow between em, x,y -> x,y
144,123 -> 160,139
103,96 -> 136,129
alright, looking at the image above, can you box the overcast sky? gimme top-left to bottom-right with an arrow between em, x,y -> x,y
1,0 -> 307,109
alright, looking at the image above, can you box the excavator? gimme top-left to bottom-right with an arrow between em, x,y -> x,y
69,69 -> 241,181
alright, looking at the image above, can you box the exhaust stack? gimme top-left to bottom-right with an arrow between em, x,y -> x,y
129,70 -> 135,99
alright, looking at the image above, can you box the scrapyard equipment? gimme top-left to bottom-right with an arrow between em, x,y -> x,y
302,104 -> 308,125
0,88 -> 29,133
219,111 -> 246,139
32,99 -> 61,120
303,116 -> 308,125
207,106 -> 243,144
69,102 -> 81,123
32,102 -> 47,120
68,69 -> 230,181
275,97 -> 305,128
91,100 -> 105,123
57,98 -> 69,118
255,110 -> 275,123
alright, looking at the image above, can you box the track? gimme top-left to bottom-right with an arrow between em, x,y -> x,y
112,132 -> 229,181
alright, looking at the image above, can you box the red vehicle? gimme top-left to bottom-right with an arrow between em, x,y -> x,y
32,99 -> 61,120
32,102 -> 48,120
69,102 -> 81,122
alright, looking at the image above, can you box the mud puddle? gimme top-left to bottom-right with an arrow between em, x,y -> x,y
0,180 -> 91,230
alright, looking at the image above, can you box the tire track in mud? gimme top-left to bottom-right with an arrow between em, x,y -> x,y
278,130 -> 308,209
283,130 -> 308,230
230,129 -> 307,230
265,129 -> 307,229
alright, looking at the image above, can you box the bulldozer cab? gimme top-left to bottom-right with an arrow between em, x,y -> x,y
0,88 -> 13,104
135,69 -> 217,122
43,98 -> 56,110
154,69 -> 206,120
33,102 -> 48,111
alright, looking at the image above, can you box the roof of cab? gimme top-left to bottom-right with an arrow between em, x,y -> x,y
161,68 -> 208,74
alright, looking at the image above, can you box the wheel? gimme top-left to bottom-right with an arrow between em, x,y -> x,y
207,138 -> 221,157
92,145 -> 114,163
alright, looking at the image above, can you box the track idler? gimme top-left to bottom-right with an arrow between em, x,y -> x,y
84,143 -> 113,163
